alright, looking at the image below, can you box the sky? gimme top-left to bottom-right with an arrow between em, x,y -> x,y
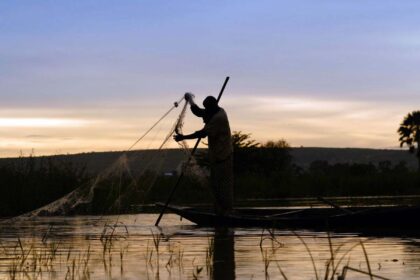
1,0 -> 420,157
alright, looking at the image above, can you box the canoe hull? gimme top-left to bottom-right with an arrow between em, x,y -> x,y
158,204 -> 420,231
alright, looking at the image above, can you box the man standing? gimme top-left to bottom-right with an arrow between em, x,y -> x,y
174,93 -> 234,216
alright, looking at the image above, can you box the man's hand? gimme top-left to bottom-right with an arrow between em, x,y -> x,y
184,92 -> 195,103
173,134 -> 185,142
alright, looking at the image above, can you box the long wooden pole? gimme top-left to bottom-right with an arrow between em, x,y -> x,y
155,77 -> 230,226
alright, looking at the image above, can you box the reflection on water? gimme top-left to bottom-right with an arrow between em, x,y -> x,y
0,214 -> 419,279
213,228 -> 235,280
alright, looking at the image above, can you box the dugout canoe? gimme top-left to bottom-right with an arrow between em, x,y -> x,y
156,203 -> 420,230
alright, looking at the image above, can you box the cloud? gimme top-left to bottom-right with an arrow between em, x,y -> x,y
25,134 -> 51,138
225,95 -> 408,148
0,118 -> 88,128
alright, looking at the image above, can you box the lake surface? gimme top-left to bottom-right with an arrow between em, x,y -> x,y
0,214 -> 419,280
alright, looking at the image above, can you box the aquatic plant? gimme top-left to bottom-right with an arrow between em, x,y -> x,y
256,230 -> 395,280
0,222 -> 402,280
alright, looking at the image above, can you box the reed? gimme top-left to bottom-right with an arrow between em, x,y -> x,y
205,237 -> 214,276
256,230 -> 395,280
192,265 -> 204,280
1,224 -> 398,280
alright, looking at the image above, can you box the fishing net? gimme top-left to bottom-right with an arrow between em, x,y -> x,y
11,96 -> 208,219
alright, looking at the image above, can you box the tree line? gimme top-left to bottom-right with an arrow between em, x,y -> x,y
1,122 -> 420,217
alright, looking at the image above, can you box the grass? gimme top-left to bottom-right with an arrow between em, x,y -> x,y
0,155 -> 88,217
257,230 -> 396,280
0,224 -> 400,280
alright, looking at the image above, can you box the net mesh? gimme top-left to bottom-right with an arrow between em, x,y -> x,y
8,97 -> 207,220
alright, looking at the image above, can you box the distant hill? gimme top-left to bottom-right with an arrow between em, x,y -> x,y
0,147 -> 416,174
0,150 -> 187,175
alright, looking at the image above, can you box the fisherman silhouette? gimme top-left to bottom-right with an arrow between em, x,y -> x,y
174,93 -> 234,216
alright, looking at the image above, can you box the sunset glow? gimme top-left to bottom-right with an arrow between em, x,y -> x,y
0,118 -> 87,128
1,1 -> 419,157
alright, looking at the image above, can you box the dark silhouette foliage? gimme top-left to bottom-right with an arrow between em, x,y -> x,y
232,132 -> 292,176
233,147 -> 292,176
398,110 -> 420,171
0,156 -> 87,216
231,131 -> 260,148
1,130 -> 419,216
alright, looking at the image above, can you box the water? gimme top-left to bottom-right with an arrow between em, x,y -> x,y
0,214 -> 419,280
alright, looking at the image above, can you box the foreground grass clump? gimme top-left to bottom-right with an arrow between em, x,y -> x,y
0,225 -> 395,280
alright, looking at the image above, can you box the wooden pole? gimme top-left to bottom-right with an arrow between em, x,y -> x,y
155,77 -> 230,226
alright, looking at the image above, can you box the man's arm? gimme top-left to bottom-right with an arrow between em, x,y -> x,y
174,129 -> 207,142
191,104 -> 206,118
185,93 -> 205,118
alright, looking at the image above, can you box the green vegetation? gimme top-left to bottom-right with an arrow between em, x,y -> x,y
231,132 -> 420,201
231,131 -> 260,148
0,155 -> 87,216
398,110 -> 420,171
0,227 -> 390,280
235,160 -> 419,200
0,132 -> 419,216
172,132 -> 420,205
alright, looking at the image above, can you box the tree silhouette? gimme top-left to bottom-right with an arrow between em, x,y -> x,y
398,111 -> 420,171
263,139 -> 290,148
231,131 -> 260,149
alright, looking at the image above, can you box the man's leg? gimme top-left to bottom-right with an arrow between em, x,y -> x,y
211,156 -> 234,216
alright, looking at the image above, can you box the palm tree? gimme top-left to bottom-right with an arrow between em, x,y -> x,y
398,111 -> 420,171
